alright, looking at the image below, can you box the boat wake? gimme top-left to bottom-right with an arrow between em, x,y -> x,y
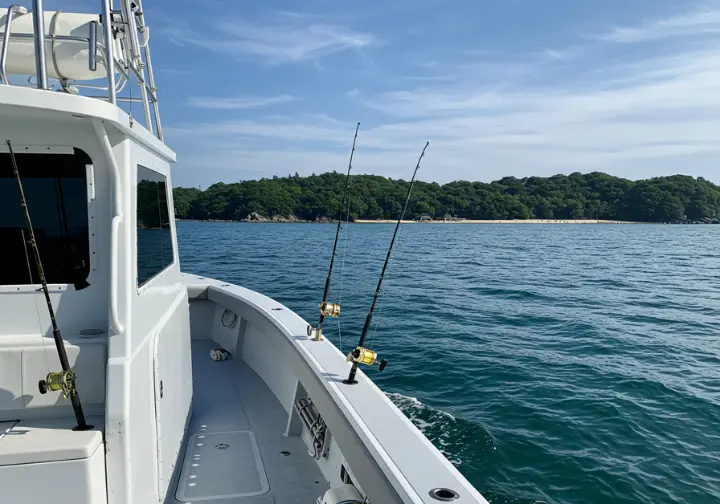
386,392 -> 495,468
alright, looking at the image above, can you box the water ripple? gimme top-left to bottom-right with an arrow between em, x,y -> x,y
178,222 -> 720,504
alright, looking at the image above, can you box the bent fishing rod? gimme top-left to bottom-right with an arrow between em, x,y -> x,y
6,140 -> 92,431
308,122 -> 360,341
344,141 -> 429,385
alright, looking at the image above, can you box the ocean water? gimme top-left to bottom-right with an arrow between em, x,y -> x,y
177,222 -> 720,504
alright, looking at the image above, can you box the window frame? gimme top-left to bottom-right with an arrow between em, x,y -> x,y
0,145 -> 97,293
136,162 -> 176,293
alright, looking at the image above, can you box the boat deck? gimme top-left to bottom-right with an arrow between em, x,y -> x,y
168,339 -> 328,504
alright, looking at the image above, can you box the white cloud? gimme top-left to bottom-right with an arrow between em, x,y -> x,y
543,49 -> 564,60
187,94 -> 298,110
168,16 -> 377,65
168,6 -> 720,187
598,8 -> 720,43
155,68 -> 193,75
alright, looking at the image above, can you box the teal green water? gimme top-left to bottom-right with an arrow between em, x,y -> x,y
177,222 -> 720,504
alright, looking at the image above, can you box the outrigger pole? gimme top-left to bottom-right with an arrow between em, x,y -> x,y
344,142 -> 429,385
308,122 -> 360,341
6,140 -> 92,431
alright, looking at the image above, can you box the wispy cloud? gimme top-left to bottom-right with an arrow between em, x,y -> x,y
168,5 -> 720,187
598,8 -> 720,43
187,94 -> 298,110
168,16 -> 377,64
543,49 -> 564,60
155,68 -> 193,75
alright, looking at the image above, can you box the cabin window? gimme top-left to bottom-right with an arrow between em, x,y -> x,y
0,148 -> 91,287
137,165 -> 174,286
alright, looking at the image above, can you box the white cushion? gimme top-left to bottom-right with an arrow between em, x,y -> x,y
0,341 -> 106,412
0,416 -> 103,465
22,342 -> 106,408
0,350 -> 23,410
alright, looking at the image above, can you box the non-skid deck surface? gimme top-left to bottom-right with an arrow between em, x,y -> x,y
170,339 -> 328,504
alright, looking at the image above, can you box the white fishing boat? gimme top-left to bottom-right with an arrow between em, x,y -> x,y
0,2 -> 490,503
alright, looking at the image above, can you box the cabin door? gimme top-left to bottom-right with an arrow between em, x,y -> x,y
152,297 -> 193,500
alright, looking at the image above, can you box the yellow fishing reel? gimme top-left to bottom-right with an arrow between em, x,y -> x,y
319,301 -> 341,318
307,301 -> 342,341
346,346 -> 387,371
38,370 -> 77,399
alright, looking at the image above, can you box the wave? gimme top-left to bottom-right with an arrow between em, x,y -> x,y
386,392 -> 495,468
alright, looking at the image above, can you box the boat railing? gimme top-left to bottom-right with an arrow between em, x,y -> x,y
0,0 -> 163,140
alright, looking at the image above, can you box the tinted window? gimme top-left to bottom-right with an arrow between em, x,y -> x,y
137,165 -> 173,286
0,149 -> 91,286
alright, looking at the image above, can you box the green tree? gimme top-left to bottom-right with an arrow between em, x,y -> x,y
172,171 -> 720,223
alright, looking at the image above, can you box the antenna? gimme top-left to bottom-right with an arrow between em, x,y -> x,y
344,142 -> 429,385
6,140 -> 92,431
307,122 -> 360,341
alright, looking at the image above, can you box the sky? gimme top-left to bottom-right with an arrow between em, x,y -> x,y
17,0 -> 720,187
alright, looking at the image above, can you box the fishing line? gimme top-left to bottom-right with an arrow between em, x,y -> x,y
335,167 -> 355,353
344,142 -> 429,385
307,122 -> 360,341
21,229 -> 52,375
369,205 -> 408,350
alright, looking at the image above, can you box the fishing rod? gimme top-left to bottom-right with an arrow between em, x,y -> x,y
344,141 -> 429,385
307,122 -> 360,342
6,140 -> 92,431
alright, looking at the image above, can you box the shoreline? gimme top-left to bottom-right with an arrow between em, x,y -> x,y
354,219 -> 639,224
179,218 -> 646,225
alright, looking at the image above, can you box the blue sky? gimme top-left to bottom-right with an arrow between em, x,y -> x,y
21,1 -> 720,187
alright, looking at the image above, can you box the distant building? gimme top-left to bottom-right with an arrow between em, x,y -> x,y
418,214 -> 432,221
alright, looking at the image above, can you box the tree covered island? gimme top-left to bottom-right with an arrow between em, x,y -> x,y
172,172 -> 720,223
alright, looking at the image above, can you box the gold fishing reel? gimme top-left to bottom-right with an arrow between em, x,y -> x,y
319,302 -> 341,318
38,370 -> 77,399
307,302 -> 342,341
346,347 -> 388,371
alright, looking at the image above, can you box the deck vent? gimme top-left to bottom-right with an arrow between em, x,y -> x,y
430,488 -> 460,501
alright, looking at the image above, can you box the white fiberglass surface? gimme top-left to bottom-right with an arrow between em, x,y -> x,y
169,339 -> 328,504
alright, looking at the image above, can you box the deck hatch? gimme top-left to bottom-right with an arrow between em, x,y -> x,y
175,431 -> 269,501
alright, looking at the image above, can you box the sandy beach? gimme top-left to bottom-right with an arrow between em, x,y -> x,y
353,219 -> 639,224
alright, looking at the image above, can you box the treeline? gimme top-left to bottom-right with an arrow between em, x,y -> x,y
172,172 -> 720,222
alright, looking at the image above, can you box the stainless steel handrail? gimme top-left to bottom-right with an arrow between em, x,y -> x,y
31,0 -> 47,89
88,20 -> 97,71
0,4 -> 24,84
135,0 -> 162,140
120,0 -> 151,133
1,0 -> 163,140
101,0 -> 116,104
5,32 -> 103,43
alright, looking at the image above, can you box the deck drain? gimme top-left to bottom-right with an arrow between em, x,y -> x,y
280,450 -> 291,456
214,443 -> 230,450
271,307 -> 283,311
430,488 -> 459,501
